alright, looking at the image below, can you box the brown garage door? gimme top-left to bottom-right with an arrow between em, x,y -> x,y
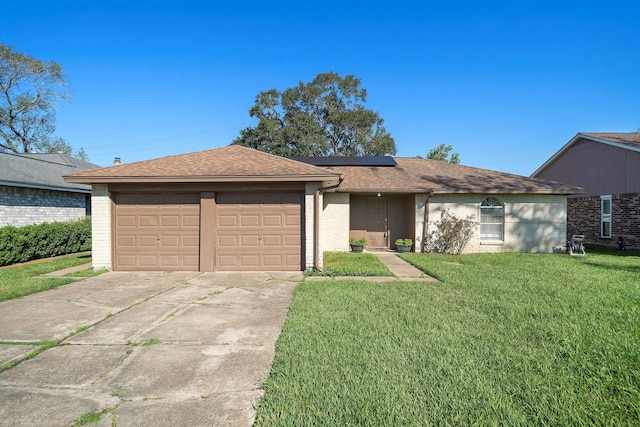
216,192 -> 302,271
114,193 -> 200,271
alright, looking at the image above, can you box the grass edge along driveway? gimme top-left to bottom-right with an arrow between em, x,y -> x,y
255,250 -> 640,426
0,253 -> 92,301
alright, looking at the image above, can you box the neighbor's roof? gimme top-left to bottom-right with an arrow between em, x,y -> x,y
64,144 -> 342,184
531,132 -> 640,177
0,152 -> 99,193
325,157 -> 583,194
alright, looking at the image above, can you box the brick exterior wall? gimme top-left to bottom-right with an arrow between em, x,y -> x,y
91,184 -> 112,270
417,194 -> 568,253
568,193 -> 640,249
321,192 -> 350,253
0,185 -> 88,227
305,183 -> 319,269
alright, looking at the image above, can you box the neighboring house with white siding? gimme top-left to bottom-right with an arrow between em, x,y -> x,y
532,133 -> 640,249
0,153 -> 98,227
65,145 -> 582,272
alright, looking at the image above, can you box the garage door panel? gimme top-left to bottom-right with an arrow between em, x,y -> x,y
139,255 -> 159,267
139,235 -> 159,247
160,255 -> 180,266
216,192 -> 302,271
116,255 -> 136,267
117,216 -> 136,227
114,193 -> 200,271
240,235 -> 260,246
161,216 -> 180,227
183,235 -> 200,247
285,215 -> 300,226
117,235 -> 136,247
262,235 -> 282,246
240,255 -> 260,267
240,215 -> 259,227
182,215 -> 200,227
262,215 -> 282,227
139,216 -> 158,227
161,235 -> 180,247
218,215 -> 237,227
217,255 -> 238,268
284,235 -> 300,246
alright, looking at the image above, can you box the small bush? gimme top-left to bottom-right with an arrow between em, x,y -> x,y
0,217 -> 91,266
425,209 -> 475,254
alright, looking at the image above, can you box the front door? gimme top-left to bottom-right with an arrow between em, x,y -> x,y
366,198 -> 388,248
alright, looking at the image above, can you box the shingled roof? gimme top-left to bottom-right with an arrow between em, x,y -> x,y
322,158 -> 582,194
580,132 -> 640,150
0,153 -> 99,192
64,145 -> 342,184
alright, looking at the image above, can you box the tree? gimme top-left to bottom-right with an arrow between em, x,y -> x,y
233,72 -> 396,156
0,43 -> 78,156
426,144 -> 461,164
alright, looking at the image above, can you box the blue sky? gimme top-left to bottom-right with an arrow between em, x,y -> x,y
4,1 -> 639,175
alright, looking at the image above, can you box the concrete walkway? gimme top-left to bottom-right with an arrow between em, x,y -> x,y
371,252 -> 438,281
306,252 -> 437,282
0,270 -> 301,427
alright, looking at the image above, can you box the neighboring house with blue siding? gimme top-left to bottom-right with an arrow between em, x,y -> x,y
0,153 -> 99,227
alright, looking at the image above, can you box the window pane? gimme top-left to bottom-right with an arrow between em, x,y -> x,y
602,221 -> 611,237
480,197 -> 504,241
602,199 -> 611,215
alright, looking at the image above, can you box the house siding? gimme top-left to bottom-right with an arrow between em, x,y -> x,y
0,185 -> 87,227
568,193 -> 640,249
321,192 -> 350,253
420,194 -> 567,253
91,184 -> 112,270
536,139 -> 640,197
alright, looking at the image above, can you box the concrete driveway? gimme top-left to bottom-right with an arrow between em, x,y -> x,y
0,270 -> 301,426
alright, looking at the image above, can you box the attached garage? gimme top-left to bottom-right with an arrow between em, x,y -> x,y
113,193 -> 200,271
64,145 -> 342,272
216,192 -> 303,270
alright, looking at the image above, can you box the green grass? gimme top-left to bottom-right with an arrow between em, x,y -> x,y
255,250 -> 640,425
0,339 -> 61,373
63,267 -> 108,278
0,254 -> 92,301
75,409 -> 109,426
310,252 -> 393,276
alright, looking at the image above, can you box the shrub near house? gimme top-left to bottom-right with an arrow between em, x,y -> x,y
0,217 -> 91,266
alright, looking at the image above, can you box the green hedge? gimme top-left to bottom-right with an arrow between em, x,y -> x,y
0,217 -> 91,266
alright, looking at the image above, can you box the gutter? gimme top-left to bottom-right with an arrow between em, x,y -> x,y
314,179 -> 343,270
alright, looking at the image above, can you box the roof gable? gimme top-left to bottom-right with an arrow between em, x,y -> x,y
532,132 -> 640,177
64,145 -> 342,184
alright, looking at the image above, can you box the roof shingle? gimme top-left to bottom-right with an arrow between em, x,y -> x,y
65,145 -> 341,183
580,132 -> 640,150
328,158 -> 582,194
0,153 -> 98,192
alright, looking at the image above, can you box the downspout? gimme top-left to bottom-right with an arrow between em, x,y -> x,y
421,191 -> 434,253
314,179 -> 343,270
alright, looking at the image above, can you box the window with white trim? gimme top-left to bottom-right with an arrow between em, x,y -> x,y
600,195 -> 612,238
480,197 -> 504,241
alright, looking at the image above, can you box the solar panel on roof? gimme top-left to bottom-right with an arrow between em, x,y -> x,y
287,156 -> 397,166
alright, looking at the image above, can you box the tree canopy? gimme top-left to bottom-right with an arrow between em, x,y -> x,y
233,72 -> 396,156
425,144 -> 461,164
0,43 -> 82,157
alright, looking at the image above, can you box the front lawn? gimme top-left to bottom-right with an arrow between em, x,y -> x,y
310,252 -> 393,277
256,251 -> 640,425
0,254 -> 92,301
